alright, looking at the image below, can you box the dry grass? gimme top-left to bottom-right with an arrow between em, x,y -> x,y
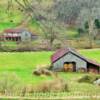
26,73 -> 68,93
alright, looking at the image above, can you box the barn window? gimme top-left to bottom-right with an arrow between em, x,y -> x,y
63,62 -> 76,72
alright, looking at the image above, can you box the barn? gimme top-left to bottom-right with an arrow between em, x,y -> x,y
51,48 -> 100,74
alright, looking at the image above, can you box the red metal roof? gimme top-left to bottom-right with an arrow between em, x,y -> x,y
51,48 -> 100,67
3,28 -> 38,36
51,48 -> 71,63
4,29 -> 23,33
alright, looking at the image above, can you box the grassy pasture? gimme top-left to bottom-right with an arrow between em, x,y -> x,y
0,51 -> 53,84
0,49 -> 100,84
0,49 -> 99,99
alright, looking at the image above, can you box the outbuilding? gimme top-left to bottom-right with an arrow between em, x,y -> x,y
0,28 -> 38,42
51,48 -> 100,74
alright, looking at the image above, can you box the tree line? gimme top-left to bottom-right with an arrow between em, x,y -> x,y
6,0 -> 100,49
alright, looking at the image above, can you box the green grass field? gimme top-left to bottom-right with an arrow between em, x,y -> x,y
0,49 -> 99,99
0,49 -> 100,84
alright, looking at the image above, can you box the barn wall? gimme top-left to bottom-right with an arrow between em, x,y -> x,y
52,52 -> 87,71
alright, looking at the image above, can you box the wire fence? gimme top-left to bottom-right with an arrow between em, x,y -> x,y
0,94 -> 100,100
1,91 -> 100,100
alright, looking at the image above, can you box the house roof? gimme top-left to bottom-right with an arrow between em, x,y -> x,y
4,29 -> 23,33
3,28 -> 38,36
51,48 -> 100,67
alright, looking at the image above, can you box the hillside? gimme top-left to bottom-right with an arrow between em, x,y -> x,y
0,0 -> 52,30
0,0 -> 78,37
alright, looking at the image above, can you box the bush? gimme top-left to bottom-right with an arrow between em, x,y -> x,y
77,28 -> 85,36
35,78 -> 69,92
78,75 -> 100,84
0,72 -> 22,95
78,75 -> 93,83
16,42 -> 34,51
21,84 -> 35,96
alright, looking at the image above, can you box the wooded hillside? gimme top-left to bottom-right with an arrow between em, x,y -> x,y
0,0 -> 100,50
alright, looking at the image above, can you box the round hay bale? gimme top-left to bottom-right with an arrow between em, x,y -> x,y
33,68 -> 53,76
42,69 -> 52,76
33,70 -> 42,76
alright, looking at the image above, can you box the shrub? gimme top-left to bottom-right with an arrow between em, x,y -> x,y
78,75 -> 100,84
78,75 -> 93,83
21,84 -> 35,96
35,78 -> 69,92
17,42 -> 34,52
0,72 -> 22,95
77,28 -> 85,36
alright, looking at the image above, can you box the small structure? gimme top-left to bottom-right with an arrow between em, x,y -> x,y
51,48 -> 100,74
0,28 -> 38,42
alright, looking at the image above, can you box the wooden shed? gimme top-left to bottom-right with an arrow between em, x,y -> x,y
51,48 -> 100,74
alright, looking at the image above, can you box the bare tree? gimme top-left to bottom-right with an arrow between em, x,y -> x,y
77,0 -> 100,48
6,0 -> 14,18
15,0 -> 100,48
55,0 -> 100,48
15,0 -> 64,49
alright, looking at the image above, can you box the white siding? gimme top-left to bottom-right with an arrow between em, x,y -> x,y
52,52 -> 87,71
20,31 -> 31,41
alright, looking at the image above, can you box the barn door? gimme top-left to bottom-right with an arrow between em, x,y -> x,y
64,62 -> 76,72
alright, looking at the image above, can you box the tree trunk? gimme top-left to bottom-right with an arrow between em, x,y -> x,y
49,38 -> 54,50
88,17 -> 94,48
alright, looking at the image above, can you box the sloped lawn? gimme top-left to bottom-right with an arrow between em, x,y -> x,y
0,49 -> 100,84
0,49 -> 99,99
